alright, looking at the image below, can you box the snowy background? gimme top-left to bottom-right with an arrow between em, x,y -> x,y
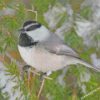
0,0 -> 100,100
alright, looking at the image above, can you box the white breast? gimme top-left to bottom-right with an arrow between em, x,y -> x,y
18,45 -> 68,72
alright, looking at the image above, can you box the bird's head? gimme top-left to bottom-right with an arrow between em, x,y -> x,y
19,20 -> 50,42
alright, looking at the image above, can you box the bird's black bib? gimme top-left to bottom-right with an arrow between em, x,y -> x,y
19,33 -> 38,47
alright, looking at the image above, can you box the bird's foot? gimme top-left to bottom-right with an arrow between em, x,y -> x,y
23,65 -> 31,73
21,65 -> 31,80
23,65 -> 40,77
40,71 -> 52,81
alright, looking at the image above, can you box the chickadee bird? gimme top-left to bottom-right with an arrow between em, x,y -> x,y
18,20 -> 99,74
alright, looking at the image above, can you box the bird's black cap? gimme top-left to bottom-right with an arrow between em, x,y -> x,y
23,20 -> 37,27
23,20 -> 41,31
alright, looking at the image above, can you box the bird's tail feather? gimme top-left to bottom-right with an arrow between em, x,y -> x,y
76,58 -> 100,72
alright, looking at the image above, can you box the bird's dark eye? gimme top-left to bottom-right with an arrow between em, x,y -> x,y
26,24 -> 41,31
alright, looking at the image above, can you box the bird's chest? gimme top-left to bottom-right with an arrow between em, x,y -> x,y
18,46 -> 41,65
18,45 -> 65,72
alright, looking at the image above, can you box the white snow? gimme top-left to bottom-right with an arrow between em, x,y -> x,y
0,62 -> 23,100
81,84 -> 87,94
80,72 -> 91,82
44,3 -> 66,30
0,8 -> 16,16
57,67 -> 68,87
91,53 -> 100,68
75,0 -> 100,48
44,3 -> 73,40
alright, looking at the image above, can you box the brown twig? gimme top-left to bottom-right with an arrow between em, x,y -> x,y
30,69 -> 53,80
37,78 -> 45,99
26,5 -> 37,21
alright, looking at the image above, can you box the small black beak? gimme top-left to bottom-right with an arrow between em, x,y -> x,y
18,28 -> 25,32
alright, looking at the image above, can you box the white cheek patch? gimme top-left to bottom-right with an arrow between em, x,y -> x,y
27,26 -> 50,41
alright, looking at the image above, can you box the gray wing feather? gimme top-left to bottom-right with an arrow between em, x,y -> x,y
39,32 -> 79,57
38,32 -> 100,72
